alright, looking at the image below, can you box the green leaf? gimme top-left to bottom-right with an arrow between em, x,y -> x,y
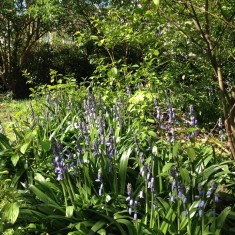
148,130 -> 157,138
119,147 -> 132,194
34,173 -> 45,182
154,50 -> 159,56
162,162 -> 174,173
117,219 -> 136,235
0,133 -> 11,149
86,209 -> 126,235
107,67 -> 118,77
11,155 -> 19,166
187,147 -> 196,160
66,206 -> 74,218
2,202 -> 19,224
153,0 -> 160,9
173,142 -> 180,157
49,112 -> 71,140
29,185 -> 59,206
215,207 -> 231,235
20,142 -> 30,154
160,207 -> 176,234
77,36 -> 83,44
41,140 -> 51,151
146,118 -> 155,123
88,220 -> 106,235
180,168 -> 190,184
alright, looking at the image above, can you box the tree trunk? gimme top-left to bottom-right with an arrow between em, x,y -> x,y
9,67 -> 30,99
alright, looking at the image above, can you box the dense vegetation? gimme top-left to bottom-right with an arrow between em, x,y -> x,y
0,0 -> 235,234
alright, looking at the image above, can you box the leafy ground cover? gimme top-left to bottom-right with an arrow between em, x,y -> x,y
0,80 -> 235,235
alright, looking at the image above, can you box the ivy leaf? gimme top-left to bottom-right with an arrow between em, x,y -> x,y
2,202 -> 19,224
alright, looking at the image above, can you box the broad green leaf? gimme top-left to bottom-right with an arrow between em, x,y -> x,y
66,206 -> 74,218
162,162 -> 174,173
86,209 -> 126,235
20,142 -> 30,154
77,36 -> 83,44
107,67 -> 118,77
0,133 -> 11,149
88,220 -> 106,235
117,219 -> 136,235
41,140 -> 51,151
11,155 -> 19,166
215,207 -> 231,235
160,207 -> 176,234
97,229 -> 106,235
180,168 -> 190,184
29,185 -> 59,206
187,147 -> 196,160
10,168 -> 25,187
173,142 -> 180,157
153,0 -> 160,9
2,202 -> 19,224
119,147 -> 132,194
34,173 -> 45,182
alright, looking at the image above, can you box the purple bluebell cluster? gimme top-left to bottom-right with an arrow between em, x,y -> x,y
153,99 -> 177,142
153,99 -> 199,142
189,104 -> 198,137
106,126 -> 116,172
194,182 -> 219,217
126,183 -> 138,220
169,167 -> 186,200
52,139 -> 66,181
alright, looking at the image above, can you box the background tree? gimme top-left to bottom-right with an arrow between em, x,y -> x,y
0,0 -> 62,98
157,0 -> 235,158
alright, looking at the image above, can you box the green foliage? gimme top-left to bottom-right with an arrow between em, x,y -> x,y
1,0 -> 235,233
0,77 -> 234,234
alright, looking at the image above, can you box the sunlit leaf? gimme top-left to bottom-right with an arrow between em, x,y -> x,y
2,202 -> 19,224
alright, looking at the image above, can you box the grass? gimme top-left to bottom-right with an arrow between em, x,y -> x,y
0,92 -> 31,137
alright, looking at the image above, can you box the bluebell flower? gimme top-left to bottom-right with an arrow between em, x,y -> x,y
214,195 -> 219,203
199,200 -> 205,209
133,212 -> 137,220
95,170 -> 102,182
218,118 -> 223,128
206,189 -> 212,197
169,195 -> 175,203
211,209 -> 215,217
153,202 -> 157,211
171,179 -> 177,191
139,190 -> 144,198
127,183 -> 132,196
199,209 -> 203,217
52,139 -> 66,181
177,185 -> 185,198
99,183 -> 103,196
